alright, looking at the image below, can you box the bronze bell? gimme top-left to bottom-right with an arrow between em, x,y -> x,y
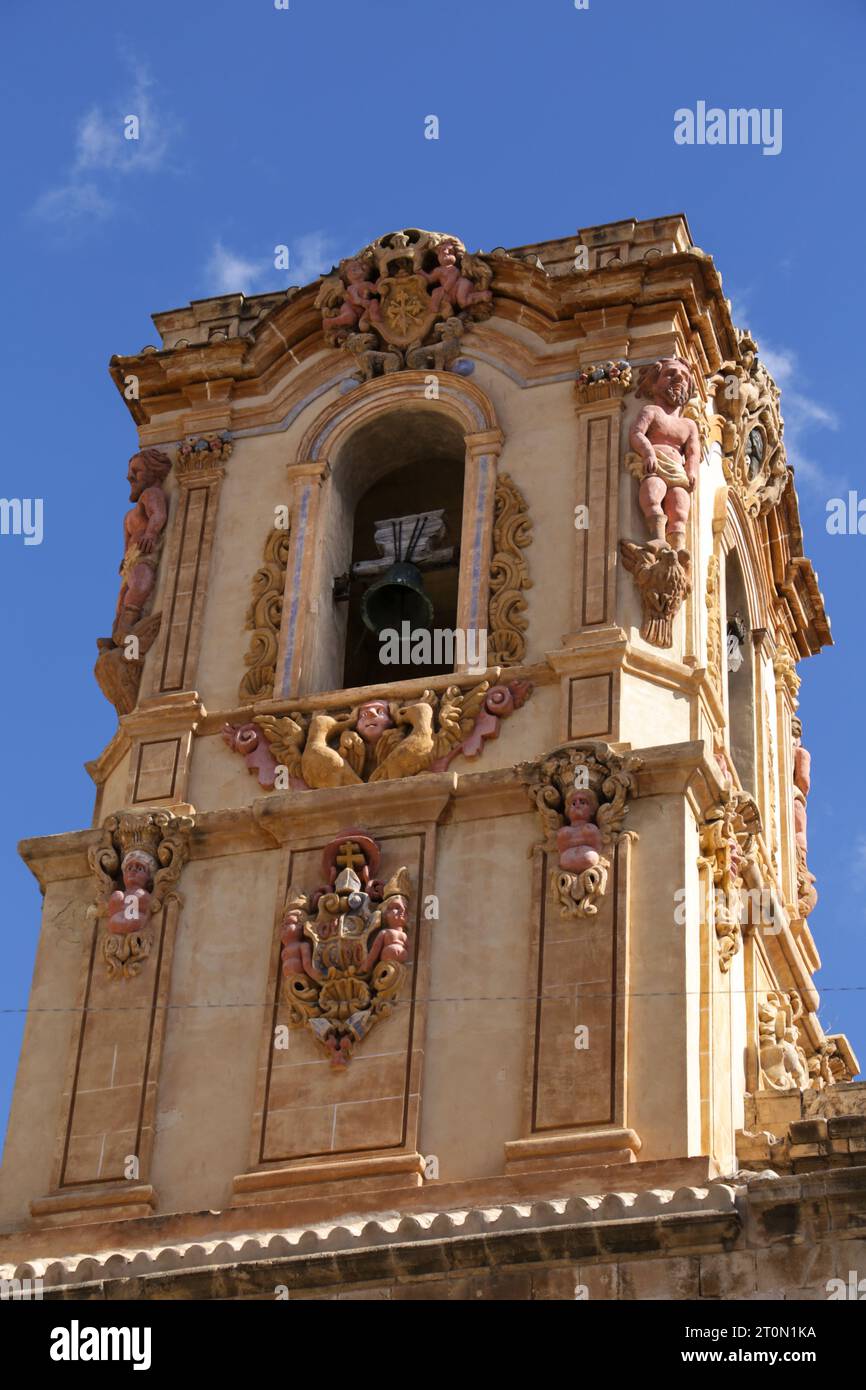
360,561 -> 434,635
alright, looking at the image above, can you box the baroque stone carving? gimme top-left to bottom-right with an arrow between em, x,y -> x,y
619,358 -> 700,648
488,473 -> 533,665
238,523 -> 291,701
314,229 -> 493,377
520,742 -> 642,918
710,332 -> 790,516
94,448 -> 172,716
281,833 -> 411,1067
774,647 -> 802,702
698,789 -> 761,971
792,716 -> 818,918
705,554 -> 723,697
175,431 -> 233,474
626,358 -> 700,551
224,679 -> 532,791
758,991 -> 810,1091
87,810 -> 193,980
620,541 -> 692,648
574,359 -> 632,405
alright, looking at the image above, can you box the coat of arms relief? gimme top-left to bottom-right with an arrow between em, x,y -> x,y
314,228 -> 494,381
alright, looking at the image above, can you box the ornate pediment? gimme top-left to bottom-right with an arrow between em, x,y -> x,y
314,228 -> 494,381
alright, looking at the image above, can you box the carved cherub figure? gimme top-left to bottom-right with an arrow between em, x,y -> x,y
113,449 -> 171,641
280,896 -> 320,982
627,358 -> 700,550
422,239 -> 492,314
107,851 -> 156,935
355,699 -> 395,747
556,788 -> 603,874
316,258 -> 382,337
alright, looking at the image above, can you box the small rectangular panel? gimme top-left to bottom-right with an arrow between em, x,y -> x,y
259,832 -> 423,1163
531,849 -> 619,1131
568,674 -> 613,740
159,486 -> 209,692
132,738 -> 181,803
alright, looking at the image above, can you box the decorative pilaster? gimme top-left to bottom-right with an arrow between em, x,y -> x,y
143,433 -> 231,699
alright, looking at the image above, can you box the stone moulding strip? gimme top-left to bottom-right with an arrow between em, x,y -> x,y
4,1182 -> 741,1293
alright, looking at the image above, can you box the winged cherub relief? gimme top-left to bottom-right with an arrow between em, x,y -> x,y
224,680 -> 532,791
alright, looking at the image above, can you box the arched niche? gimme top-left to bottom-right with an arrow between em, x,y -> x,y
724,547 -> 757,795
274,372 -> 503,699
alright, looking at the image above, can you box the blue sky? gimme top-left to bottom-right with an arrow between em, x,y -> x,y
1,0 -> 864,1142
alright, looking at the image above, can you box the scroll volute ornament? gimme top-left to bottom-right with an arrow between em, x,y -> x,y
488,473 -> 533,665
239,522 -> 291,702
521,742 -> 642,918
698,789 -> 761,972
709,332 -> 790,516
88,810 -> 193,979
280,832 -> 411,1067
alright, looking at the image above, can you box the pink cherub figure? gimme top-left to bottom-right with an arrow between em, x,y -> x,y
322,259 -> 383,334
556,788 -> 603,874
364,893 -> 410,970
280,900 -> 320,982
628,357 -> 701,552
107,851 -> 156,935
423,239 -> 492,314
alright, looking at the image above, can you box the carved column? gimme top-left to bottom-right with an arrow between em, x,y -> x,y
456,428 -> 504,673
143,436 -> 229,700
273,459 -> 331,699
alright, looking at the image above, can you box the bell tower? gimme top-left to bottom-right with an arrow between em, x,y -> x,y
2,218 -> 863,1302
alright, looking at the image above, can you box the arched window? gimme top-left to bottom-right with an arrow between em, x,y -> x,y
724,550 -> 756,794
322,408 -> 466,690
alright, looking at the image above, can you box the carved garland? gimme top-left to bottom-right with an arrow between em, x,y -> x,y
705,554 -> 723,698
488,472 -> 533,665
697,789 -> 761,972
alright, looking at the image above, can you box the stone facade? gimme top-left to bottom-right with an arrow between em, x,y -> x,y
1,215 -> 861,1301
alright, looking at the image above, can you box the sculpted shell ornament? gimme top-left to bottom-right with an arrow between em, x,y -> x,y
520,743 -> 642,918
87,810 -> 193,979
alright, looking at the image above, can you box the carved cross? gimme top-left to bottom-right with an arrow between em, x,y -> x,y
335,840 -> 366,873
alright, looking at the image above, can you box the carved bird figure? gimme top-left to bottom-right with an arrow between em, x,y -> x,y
368,693 -> 438,783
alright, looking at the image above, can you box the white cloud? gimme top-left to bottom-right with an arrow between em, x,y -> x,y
30,181 -> 113,224
760,341 -> 841,493
205,242 -> 267,295
73,65 -> 171,176
31,60 -> 174,225
203,231 -> 338,296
